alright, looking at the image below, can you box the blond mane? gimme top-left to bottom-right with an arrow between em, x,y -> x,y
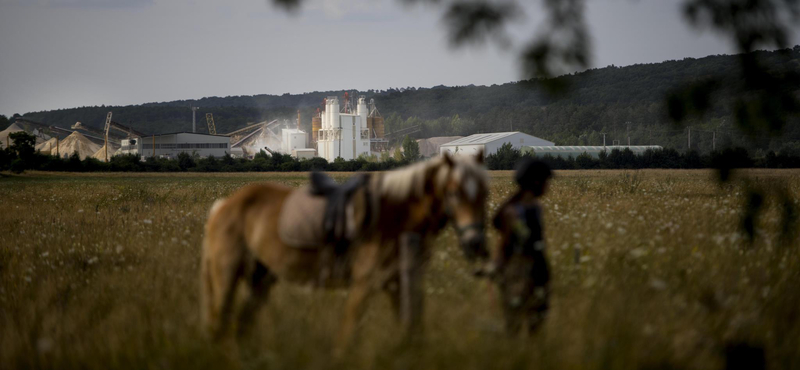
380,157 -> 443,201
379,154 -> 487,202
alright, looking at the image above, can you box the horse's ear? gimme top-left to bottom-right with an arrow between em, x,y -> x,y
442,151 -> 455,167
475,149 -> 484,164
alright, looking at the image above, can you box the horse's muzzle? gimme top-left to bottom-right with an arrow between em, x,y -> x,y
459,232 -> 488,261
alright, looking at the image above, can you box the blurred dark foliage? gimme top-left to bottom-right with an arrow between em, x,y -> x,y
269,0 -> 300,12
520,0 -> 589,93
443,1 -> 519,48
725,342 -> 766,370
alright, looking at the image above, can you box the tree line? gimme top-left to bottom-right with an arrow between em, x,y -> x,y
486,143 -> 800,171
3,132 -> 799,174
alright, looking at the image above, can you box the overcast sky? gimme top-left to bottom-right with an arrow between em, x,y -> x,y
0,0 -> 797,116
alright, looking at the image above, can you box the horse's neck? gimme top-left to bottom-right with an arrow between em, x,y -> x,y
372,173 -> 447,237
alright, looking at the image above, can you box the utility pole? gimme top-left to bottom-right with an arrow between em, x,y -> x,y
712,131 -> 716,151
103,112 -> 112,162
688,127 -> 691,151
191,107 -> 199,133
602,133 -> 606,148
626,121 -> 631,147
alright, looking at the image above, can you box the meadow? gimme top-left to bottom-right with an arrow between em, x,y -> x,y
1,170 -> 798,370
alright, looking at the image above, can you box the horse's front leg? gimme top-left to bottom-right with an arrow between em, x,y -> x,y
399,233 -> 425,337
334,281 -> 372,357
334,241 -> 380,357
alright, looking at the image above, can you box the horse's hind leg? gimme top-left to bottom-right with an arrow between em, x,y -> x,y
201,241 -> 245,340
236,259 -> 276,338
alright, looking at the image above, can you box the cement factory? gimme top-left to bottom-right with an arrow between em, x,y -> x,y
0,93 -> 391,162
1,91 -> 661,163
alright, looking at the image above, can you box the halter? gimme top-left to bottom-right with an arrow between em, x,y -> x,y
445,188 -> 485,239
454,221 -> 485,238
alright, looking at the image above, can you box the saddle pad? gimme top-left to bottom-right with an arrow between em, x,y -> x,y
278,187 -> 328,249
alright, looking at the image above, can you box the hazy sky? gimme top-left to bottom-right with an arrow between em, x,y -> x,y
0,0 -> 797,116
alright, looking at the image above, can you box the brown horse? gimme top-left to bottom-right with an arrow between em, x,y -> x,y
200,151 -> 488,355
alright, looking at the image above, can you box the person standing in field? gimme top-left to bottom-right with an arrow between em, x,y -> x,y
482,159 -> 553,335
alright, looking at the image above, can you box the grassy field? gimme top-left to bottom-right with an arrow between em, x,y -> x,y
1,170 -> 799,370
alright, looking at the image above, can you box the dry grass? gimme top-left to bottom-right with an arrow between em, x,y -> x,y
1,169 -> 799,370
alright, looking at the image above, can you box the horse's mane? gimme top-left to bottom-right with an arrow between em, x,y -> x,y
379,155 -> 487,201
380,157 -> 443,201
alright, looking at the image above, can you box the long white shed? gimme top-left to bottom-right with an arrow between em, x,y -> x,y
439,132 -> 555,157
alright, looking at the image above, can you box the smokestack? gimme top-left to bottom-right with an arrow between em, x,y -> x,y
191,107 -> 199,133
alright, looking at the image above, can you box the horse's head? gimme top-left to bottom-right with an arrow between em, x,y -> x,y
436,150 -> 490,261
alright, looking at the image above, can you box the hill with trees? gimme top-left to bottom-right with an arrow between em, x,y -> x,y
11,46 -> 800,154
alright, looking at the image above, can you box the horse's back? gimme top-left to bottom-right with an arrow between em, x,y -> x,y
205,182 -> 292,248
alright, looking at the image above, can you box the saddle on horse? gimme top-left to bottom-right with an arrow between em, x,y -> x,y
278,172 -> 373,250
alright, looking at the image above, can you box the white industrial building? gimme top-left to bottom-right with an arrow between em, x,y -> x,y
281,129 -> 308,154
317,96 -> 371,162
439,132 -> 555,157
293,148 -> 316,159
118,132 -> 231,159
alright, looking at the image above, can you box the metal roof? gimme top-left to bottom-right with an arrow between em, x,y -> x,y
150,131 -> 229,138
441,132 -> 522,146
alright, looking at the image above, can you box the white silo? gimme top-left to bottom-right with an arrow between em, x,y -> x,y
357,97 -> 367,127
330,97 -> 339,129
324,98 -> 331,130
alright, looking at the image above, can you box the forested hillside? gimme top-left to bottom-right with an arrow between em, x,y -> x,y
15,47 -> 800,153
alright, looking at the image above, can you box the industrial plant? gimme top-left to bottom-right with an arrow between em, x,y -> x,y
5,92 -> 665,163
314,94 -> 386,162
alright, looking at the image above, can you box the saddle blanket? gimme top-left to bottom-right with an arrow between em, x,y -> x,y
278,187 -> 328,248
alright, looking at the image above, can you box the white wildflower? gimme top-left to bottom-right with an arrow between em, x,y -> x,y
629,248 -> 646,258
649,278 -> 667,290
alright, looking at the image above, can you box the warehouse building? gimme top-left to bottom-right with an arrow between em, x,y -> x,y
439,132 -> 555,157
281,128 -> 308,154
118,132 -> 231,159
522,145 -> 663,158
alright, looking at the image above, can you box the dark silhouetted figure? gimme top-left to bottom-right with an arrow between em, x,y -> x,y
485,159 -> 553,335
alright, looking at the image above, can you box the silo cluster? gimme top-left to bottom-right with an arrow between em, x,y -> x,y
315,95 -> 381,162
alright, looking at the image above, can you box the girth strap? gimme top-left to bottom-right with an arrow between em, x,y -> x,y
315,173 -> 373,252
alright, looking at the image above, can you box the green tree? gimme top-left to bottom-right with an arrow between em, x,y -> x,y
486,143 -> 522,170
8,132 -> 36,173
177,152 -> 196,171
393,147 -> 404,162
402,135 -> 420,162
0,115 -> 9,131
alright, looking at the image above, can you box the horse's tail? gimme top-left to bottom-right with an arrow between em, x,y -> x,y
200,198 -> 224,337
208,198 -> 225,219
199,238 -> 214,335
200,196 -> 244,339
